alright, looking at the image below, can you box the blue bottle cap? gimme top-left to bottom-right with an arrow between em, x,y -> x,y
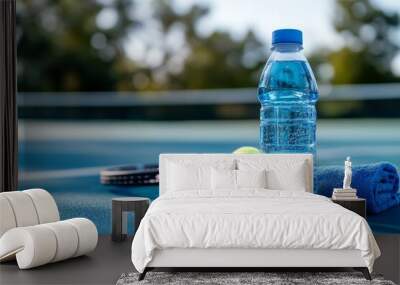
272,29 -> 303,46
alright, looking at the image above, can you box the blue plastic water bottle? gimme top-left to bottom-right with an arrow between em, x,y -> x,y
258,29 -> 319,156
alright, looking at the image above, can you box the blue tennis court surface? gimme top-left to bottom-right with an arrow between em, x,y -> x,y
18,120 -> 400,234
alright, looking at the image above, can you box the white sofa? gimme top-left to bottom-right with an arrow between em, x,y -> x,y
0,189 -> 98,269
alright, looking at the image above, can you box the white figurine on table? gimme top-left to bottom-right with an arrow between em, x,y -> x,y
333,157 -> 357,199
343,156 -> 352,190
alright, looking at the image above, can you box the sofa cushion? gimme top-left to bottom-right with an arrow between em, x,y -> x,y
0,192 -> 39,227
0,189 -> 60,238
0,196 -> 17,237
0,218 -> 97,269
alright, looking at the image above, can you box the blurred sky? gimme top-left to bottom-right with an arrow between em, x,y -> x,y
172,0 -> 400,73
118,0 -> 400,75
174,0 -> 400,51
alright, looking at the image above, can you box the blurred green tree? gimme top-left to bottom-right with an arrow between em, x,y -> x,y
16,0 -> 267,92
17,0 -> 138,91
329,0 -> 399,84
17,0 -> 399,93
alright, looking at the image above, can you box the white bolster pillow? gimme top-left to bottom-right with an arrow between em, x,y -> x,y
0,196 -> 17,237
0,189 -> 60,238
42,221 -> 79,262
0,226 -> 57,268
0,191 -> 39,227
65,218 -> 98,257
0,218 -> 98,269
23,189 -> 60,224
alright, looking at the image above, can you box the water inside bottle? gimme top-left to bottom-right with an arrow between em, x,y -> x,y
258,60 -> 318,154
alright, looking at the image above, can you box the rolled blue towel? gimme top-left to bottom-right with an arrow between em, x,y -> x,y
315,162 -> 400,214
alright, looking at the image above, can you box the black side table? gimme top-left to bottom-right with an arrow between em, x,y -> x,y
112,197 -> 150,242
332,198 -> 366,218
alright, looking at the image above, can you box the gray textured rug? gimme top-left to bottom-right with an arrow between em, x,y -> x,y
116,272 -> 395,285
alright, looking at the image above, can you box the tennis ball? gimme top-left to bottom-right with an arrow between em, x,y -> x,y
233,146 -> 262,154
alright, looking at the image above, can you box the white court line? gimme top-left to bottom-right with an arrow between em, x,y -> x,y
18,120 -> 400,142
